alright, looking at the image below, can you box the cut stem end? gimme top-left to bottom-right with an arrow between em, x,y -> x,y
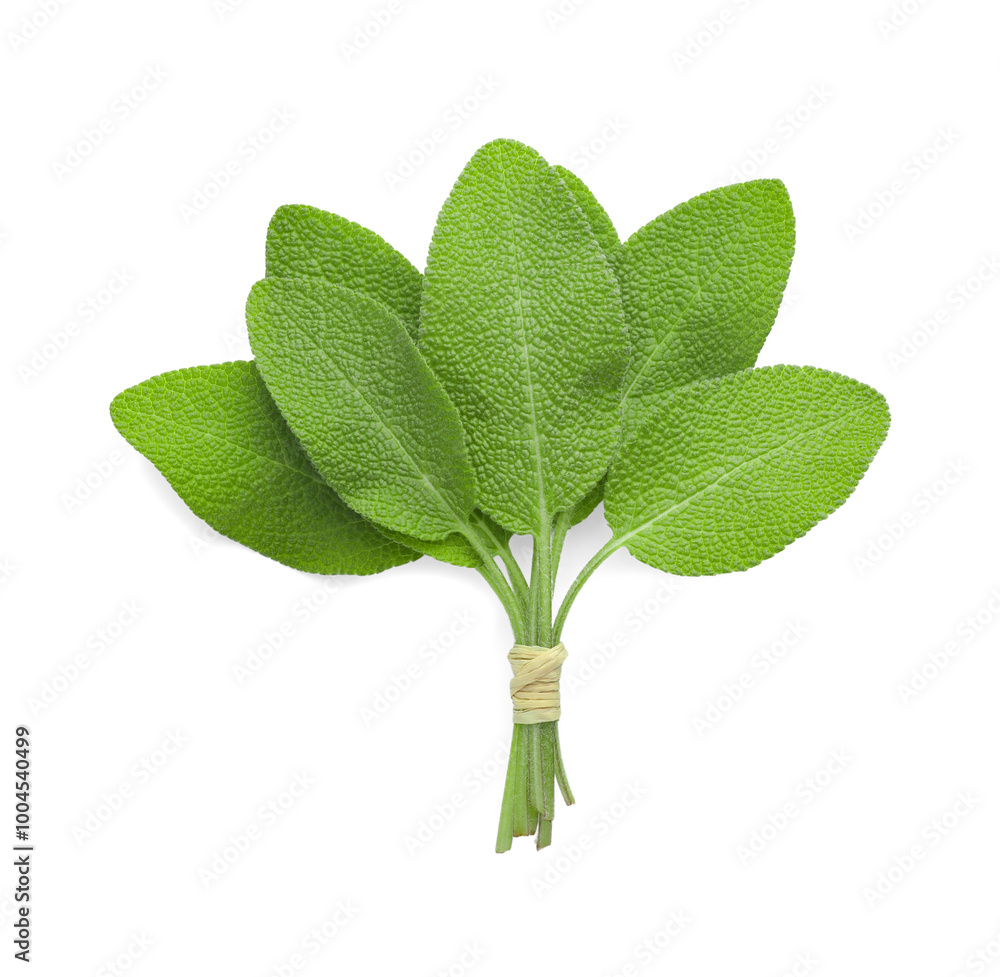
495,721 -> 572,852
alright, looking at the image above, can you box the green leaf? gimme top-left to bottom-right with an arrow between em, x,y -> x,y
420,138 -> 628,536
109,361 -> 417,575
561,478 -> 604,527
378,531 -> 482,568
247,277 -> 476,541
552,165 -> 621,273
266,204 -> 423,339
380,511 -> 513,569
549,166 -> 622,521
604,365 -> 890,576
620,179 -> 795,427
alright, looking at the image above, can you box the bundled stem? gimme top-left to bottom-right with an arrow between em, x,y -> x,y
488,514 -> 590,851
464,508 -> 621,851
496,721 -> 570,851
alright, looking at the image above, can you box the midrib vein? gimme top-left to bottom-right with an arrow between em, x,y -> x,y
614,405 -> 867,548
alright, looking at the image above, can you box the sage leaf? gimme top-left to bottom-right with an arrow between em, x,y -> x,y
381,510 -> 513,568
377,531 -> 482,568
247,277 -> 476,541
620,180 -> 794,427
552,165 -> 621,273
421,138 -> 628,536
561,478 -> 605,527
604,365 -> 890,575
109,361 -> 417,575
549,166 -> 622,521
266,202 -> 503,557
266,204 -> 422,338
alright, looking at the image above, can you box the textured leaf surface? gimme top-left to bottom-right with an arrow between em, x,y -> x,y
109,362 -> 417,575
266,204 -> 423,338
381,510 -> 513,569
551,166 -> 622,519
420,138 -> 627,535
378,530 -> 482,568
620,180 -> 794,427
562,478 -> 604,527
247,277 -> 476,540
605,365 -> 890,575
553,165 -> 621,272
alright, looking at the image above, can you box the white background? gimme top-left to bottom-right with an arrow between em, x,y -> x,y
3,1 -> 1000,974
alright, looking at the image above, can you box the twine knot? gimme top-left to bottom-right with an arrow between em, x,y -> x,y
507,643 -> 568,724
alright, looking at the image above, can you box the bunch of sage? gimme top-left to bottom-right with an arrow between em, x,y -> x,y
111,139 -> 889,851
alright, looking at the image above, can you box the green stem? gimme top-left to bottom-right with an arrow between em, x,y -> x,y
495,720 -> 571,852
552,537 -> 620,643
536,817 -> 552,849
511,724 -> 530,837
463,520 -> 527,640
533,517 -> 553,647
553,722 -> 575,805
474,561 -> 526,641
539,722 -> 555,822
526,545 -> 539,641
496,742 -> 516,853
529,723 -> 544,812
549,509 -> 572,594
496,514 -> 589,852
472,512 -> 530,606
